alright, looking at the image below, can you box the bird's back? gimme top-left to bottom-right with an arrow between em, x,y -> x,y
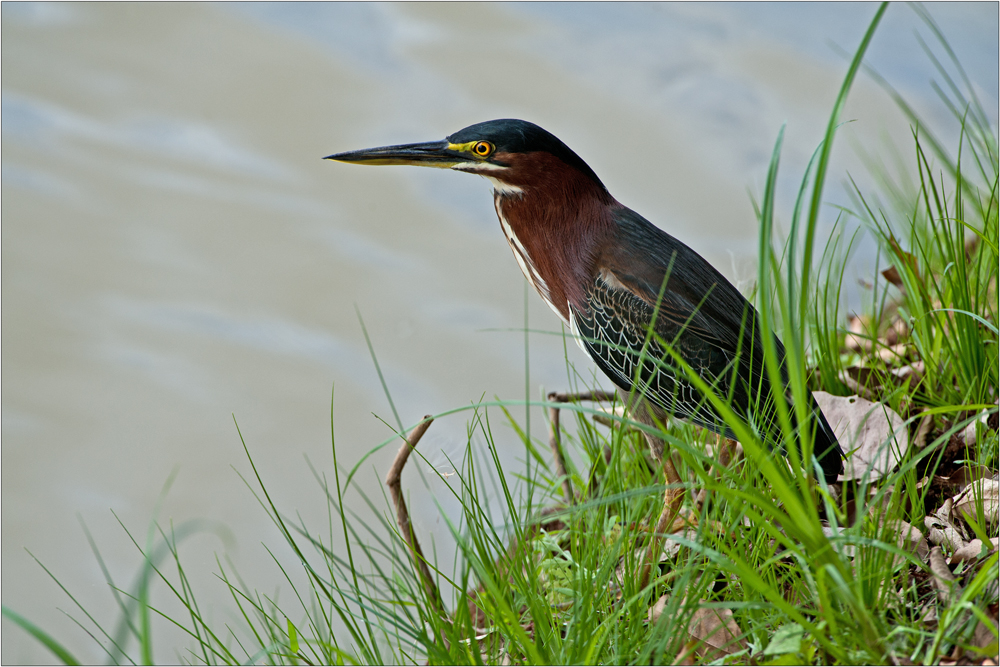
572,205 -> 843,482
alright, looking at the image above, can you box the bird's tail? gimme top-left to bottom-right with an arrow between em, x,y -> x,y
811,401 -> 844,483
767,391 -> 843,484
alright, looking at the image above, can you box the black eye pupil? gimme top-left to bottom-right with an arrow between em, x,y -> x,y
477,143 -> 489,155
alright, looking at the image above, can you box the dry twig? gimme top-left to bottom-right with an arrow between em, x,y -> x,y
385,416 -> 444,615
547,391 -> 618,505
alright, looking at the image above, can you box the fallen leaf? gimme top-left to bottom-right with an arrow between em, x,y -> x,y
935,465 -> 992,494
845,315 -> 874,353
876,343 -> 909,363
910,416 -> 934,462
882,318 -> 910,345
648,594 -> 668,624
659,529 -> 698,561
615,551 -> 646,591
891,519 -> 930,563
886,236 -> 922,285
688,605 -> 747,659
670,640 -> 699,666
925,499 -> 968,552
813,392 -> 908,482
891,360 -> 925,384
882,266 -> 905,288
970,614 -> 999,661
953,478 -> 1000,527
822,526 -> 856,558
962,417 -> 986,449
950,538 -> 1000,564
928,546 -> 960,605
919,601 -> 938,626
838,370 -> 876,400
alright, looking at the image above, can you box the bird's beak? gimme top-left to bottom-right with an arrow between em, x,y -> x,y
324,140 -> 473,168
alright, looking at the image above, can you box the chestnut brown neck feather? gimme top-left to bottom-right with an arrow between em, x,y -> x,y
490,151 -> 617,321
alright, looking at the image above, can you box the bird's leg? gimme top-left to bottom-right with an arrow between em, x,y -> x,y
630,400 -> 696,588
654,452 -> 688,534
695,435 -> 738,511
640,446 -> 691,589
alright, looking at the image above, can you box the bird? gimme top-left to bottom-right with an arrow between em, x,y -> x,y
325,119 -> 843,575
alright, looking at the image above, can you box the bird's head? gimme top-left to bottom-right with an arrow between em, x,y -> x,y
325,119 -> 607,196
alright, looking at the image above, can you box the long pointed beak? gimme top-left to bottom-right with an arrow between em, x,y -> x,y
324,140 -> 471,168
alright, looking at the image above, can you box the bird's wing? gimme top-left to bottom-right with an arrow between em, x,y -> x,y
570,273 -> 740,431
570,206 -> 776,431
573,206 -> 843,479
607,207 -> 765,357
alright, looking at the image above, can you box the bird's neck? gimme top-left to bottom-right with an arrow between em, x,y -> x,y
491,156 -> 616,323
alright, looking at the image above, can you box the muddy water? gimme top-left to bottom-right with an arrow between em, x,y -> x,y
2,3 -> 996,662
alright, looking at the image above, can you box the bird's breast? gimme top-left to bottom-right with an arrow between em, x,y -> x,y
492,183 -> 618,330
494,196 -> 569,324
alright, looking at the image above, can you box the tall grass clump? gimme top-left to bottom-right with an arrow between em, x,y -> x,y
5,4 -> 997,665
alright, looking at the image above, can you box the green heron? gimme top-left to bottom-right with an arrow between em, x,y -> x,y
326,119 -> 843,568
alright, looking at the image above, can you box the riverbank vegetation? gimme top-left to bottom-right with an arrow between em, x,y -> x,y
5,4 -> 997,665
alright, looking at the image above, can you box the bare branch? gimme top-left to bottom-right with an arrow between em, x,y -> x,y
385,416 -> 444,614
546,391 -> 617,506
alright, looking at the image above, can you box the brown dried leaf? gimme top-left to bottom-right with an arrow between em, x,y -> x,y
845,315 -> 874,353
876,343 -> 910,363
972,615 -> 999,660
882,266 -> 905,288
891,360 -> 925,384
688,605 -> 747,659
813,392 -> 908,482
670,641 -> 699,666
838,370 -> 875,400
912,415 -> 934,454
970,584 -> 1000,661
959,407 -> 997,449
928,546 -> 960,605
886,236 -> 922,285
659,529 -> 698,561
882,318 -> 910,345
925,499 -> 968,552
648,594 -> 668,624
918,600 -> 938,626
891,519 -> 930,563
936,465 -> 991,494
822,526 -> 856,558
615,551 -> 646,590
953,478 -> 1000,527
950,538 -> 1000,564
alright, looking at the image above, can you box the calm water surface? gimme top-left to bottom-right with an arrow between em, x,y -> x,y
2,3 -> 996,662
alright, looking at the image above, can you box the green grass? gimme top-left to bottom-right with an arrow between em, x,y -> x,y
5,4 -> 998,664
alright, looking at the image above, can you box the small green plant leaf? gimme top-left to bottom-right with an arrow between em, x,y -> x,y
2,606 -> 81,666
287,618 -> 299,654
763,622 -> 805,656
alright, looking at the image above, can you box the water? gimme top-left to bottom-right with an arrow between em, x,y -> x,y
2,3 -> 996,662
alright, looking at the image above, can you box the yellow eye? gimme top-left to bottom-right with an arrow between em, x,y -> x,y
473,141 -> 493,157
